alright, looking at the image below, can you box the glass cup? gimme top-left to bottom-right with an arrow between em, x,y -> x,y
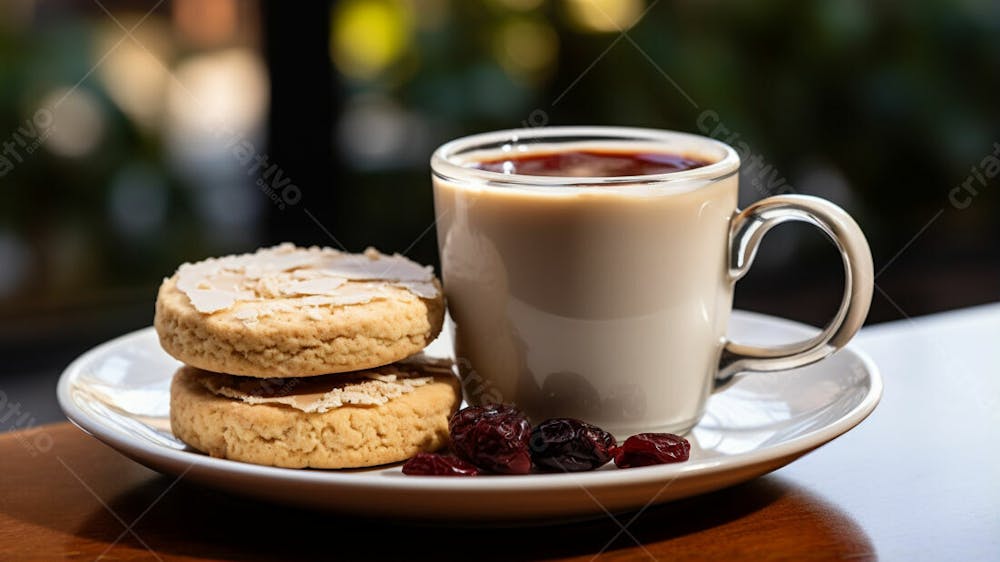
431,126 -> 873,435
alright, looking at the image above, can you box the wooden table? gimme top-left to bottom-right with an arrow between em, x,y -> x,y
2,304 -> 998,561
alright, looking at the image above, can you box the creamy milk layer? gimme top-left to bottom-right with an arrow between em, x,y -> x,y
434,145 -> 738,434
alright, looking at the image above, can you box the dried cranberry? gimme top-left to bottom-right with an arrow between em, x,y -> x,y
402,453 -> 480,476
449,404 -> 532,474
614,433 -> 690,468
529,418 -> 616,472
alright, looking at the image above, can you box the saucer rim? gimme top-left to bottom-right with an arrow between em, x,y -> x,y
57,310 -> 882,494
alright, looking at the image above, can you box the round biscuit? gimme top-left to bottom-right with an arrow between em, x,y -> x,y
154,269 -> 444,378
169,366 -> 460,469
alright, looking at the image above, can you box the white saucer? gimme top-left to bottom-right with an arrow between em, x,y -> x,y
57,310 -> 881,522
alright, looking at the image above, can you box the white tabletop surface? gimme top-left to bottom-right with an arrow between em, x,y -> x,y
779,302 -> 1000,560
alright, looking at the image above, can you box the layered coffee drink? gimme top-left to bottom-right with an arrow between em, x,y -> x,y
433,133 -> 738,434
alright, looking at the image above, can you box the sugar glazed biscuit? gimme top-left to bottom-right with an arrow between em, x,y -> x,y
155,244 -> 445,378
170,361 -> 461,468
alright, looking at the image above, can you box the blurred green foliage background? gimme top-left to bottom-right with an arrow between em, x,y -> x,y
0,0 -> 997,373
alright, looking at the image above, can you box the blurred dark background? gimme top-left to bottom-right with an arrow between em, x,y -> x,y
1,0 -> 997,429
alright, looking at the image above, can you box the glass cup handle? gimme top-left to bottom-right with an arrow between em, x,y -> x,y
717,195 -> 874,387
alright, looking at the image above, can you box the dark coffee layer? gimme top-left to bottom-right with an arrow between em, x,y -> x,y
471,149 -> 711,177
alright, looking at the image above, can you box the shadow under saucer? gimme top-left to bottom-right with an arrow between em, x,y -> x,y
68,472 -> 874,561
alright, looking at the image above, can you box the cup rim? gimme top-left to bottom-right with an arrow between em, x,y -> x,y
431,126 -> 740,190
